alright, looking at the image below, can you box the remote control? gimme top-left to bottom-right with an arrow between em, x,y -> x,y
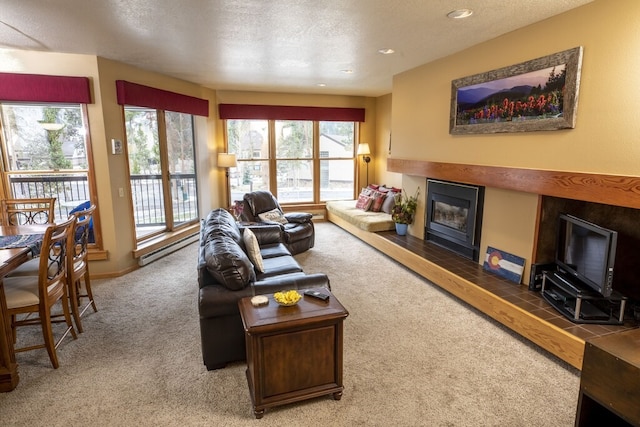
304,290 -> 330,301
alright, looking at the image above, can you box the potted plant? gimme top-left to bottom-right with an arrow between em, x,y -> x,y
391,187 -> 420,235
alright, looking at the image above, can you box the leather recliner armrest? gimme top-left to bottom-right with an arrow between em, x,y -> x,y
284,212 -> 313,223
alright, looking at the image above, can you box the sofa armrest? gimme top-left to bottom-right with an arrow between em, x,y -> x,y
252,272 -> 330,294
284,212 -> 313,223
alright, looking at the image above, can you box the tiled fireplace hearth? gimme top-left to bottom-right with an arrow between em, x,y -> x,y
388,158 -> 640,304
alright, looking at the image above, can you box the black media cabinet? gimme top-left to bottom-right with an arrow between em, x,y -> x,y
541,270 -> 627,325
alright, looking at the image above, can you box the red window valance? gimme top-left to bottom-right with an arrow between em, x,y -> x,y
116,80 -> 209,117
218,104 -> 365,122
0,73 -> 92,103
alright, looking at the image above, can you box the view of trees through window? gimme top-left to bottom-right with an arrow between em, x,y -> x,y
226,119 -> 356,204
0,103 -> 95,235
124,108 -> 198,241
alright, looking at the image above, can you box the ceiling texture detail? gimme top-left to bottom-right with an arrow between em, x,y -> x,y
0,0 -> 593,96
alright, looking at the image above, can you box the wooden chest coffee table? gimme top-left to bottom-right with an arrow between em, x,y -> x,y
238,288 -> 349,418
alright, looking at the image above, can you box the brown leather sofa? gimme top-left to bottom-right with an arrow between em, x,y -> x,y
240,190 -> 315,255
198,208 -> 329,370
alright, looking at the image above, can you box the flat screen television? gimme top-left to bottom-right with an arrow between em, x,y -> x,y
555,213 -> 618,297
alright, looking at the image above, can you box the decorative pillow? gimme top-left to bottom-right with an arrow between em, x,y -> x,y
242,228 -> 264,273
258,208 -> 288,224
369,190 -> 387,212
381,191 -> 399,214
355,193 -> 373,210
359,187 -> 374,197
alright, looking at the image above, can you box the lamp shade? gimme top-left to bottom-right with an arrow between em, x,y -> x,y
357,143 -> 371,156
217,153 -> 237,168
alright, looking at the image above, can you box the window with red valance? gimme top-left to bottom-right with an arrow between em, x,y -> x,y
0,72 -> 92,103
116,80 -> 209,117
218,103 -> 365,122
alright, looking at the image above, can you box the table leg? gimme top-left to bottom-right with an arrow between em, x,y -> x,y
0,281 -> 20,392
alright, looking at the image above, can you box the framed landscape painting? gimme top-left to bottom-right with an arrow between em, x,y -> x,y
450,46 -> 583,134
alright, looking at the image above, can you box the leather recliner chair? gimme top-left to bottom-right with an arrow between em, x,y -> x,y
240,190 -> 315,255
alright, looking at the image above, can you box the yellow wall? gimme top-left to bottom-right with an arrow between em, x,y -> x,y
374,94 -> 401,188
0,49 -> 222,276
92,57 -> 220,275
389,0 -> 640,280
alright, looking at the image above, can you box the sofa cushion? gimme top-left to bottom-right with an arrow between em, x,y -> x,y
259,243 -> 291,259
244,190 -> 279,217
242,228 -> 264,273
256,255 -> 303,280
203,209 -> 242,245
204,236 -> 255,290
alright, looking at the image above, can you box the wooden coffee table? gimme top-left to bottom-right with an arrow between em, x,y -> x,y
238,288 -> 349,418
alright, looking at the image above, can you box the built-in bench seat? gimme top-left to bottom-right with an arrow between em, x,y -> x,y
325,200 -> 395,232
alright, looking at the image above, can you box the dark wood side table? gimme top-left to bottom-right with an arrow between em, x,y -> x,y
575,328 -> 640,426
238,289 -> 349,419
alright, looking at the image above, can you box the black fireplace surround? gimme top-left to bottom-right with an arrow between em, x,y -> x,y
425,179 -> 484,261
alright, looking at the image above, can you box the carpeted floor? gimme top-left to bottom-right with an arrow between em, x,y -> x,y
0,222 -> 580,426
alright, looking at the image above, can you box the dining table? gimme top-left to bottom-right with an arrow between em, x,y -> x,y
0,224 -> 49,392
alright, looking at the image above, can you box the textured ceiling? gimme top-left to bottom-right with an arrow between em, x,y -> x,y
0,0 -> 593,96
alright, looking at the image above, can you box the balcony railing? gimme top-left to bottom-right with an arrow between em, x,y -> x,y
7,173 -> 198,228
129,173 -> 198,226
8,173 -> 90,221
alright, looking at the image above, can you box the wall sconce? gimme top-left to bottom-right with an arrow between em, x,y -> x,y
218,152 -> 237,207
357,143 -> 371,186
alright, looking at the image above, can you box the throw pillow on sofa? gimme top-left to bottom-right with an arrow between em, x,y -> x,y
258,208 -> 288,224
242,228 -> 264,273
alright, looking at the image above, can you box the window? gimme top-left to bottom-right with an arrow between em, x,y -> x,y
0,102 -> 99,244
226,120 -> 270,197
226,119 -> 357,204
123,108 -> 199,241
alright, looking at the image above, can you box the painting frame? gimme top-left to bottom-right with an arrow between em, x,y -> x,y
450,46 -> 583,135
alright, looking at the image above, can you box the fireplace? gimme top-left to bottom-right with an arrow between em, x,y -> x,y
425,179 -> 484,261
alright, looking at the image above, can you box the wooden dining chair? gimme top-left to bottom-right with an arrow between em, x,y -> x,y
66,204 -> 97,333
7,205 -> 98,333
1,198 -> 56,226
3,217 -> 77,369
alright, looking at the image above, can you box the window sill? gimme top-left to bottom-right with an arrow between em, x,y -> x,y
132,224 -> 200,259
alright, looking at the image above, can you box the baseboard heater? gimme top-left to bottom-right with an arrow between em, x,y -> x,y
138,233 -> 198,266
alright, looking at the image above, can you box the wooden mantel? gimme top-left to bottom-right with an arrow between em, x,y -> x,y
387,158 -> 640,210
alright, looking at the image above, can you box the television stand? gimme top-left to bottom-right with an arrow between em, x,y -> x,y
541,271 -> 628,325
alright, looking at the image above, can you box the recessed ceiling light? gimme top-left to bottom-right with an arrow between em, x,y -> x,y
341,69 -> 354,74
447,8 -> 473,19
378,48 -> 395,55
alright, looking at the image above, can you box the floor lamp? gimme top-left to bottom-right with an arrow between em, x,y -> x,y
357,143 -> 371,186
218,152 -> 237,208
